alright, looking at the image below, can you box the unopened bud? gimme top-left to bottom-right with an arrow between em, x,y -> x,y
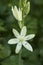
26,2 -> 30,14
23,0 -> 27,7
23,2 -> 30,17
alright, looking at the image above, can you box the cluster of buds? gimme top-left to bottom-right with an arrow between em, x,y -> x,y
11,0 -> 30,21
22,0 -> 30,17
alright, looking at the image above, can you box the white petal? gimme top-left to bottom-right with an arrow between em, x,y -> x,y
25,34 -> 35,40
15,42 -> 22,53
12,6 -> 17,18
23,41 -> 33,52
12,6 -> 22,21
21,26 -> 27,36
18,8 -> 22,21
14,6 -> 19,19
12,6 -> 19,20
13,29 -> 19,38
14,6 -> 18,13
8,38 -> 18,44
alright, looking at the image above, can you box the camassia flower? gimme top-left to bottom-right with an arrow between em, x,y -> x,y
8,26 -> 35,54
12,6 -> 22,21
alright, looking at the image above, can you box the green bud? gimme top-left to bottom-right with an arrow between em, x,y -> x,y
23,2 -> 30,17
23,0 -> 27,7
26,2 -> 30,14
18,21 -> 24,29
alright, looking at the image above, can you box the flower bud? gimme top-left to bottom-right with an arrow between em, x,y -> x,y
23,0 -> 27,7
12,6 -> 22,21
23,2 -> 30,17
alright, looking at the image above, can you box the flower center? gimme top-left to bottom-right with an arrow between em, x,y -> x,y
19,38 -> 24,42
18,36 -> 25,42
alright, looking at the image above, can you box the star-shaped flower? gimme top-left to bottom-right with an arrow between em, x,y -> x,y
12,6 -> 22,21
8,26 -> 35,54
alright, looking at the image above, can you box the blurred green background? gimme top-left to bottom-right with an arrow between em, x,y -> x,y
0,0 -> 43,65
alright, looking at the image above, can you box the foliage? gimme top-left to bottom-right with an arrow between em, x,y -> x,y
0,0 -> 43,65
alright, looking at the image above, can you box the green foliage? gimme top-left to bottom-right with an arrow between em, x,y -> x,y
0,19 -> 6,31
0,0 -> 43,65
2,56 -> 23,65
0,44 -> 11,59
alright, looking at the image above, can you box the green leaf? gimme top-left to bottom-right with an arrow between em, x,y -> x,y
0,26 -> 6,32
2,55 -> 24,65
25,16 -> 37,34
0,44 -> 11,59
31,0 -> 43,5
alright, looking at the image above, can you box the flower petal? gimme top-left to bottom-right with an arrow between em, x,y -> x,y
21,26 -> 27,36
12,6 -> 19,20
13,29 -> 19,38
23,41 -> 33,52
12,6 -> 22,21
18,8 -> 22,21
15,42 -> 22,53
12,6 -> 17,19
8,38 -> 18,44
14,6 -> 18,13
25,34 -> 35,40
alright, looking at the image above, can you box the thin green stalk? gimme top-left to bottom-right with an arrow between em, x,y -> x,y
19,50 -> 22,65
18,20 -> 24,29
18,1 -> 24,64
19,0 -> 21,8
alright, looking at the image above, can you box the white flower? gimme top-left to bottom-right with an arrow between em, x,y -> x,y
12,6 -> 22,21
8,26 -> 35,54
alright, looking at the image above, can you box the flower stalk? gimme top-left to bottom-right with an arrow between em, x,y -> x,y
8,0 -> 35,65
19,0 -> 21,8
19,49 -> 22,65
19,0 -> 23,65
18,0 -> 25,29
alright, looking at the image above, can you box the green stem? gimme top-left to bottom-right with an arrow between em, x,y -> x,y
18,0 -> 24,64
18,0 -> 25,29
18,20 -> 24,29
19,0 -> 21,8
19,50 -> 22,65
